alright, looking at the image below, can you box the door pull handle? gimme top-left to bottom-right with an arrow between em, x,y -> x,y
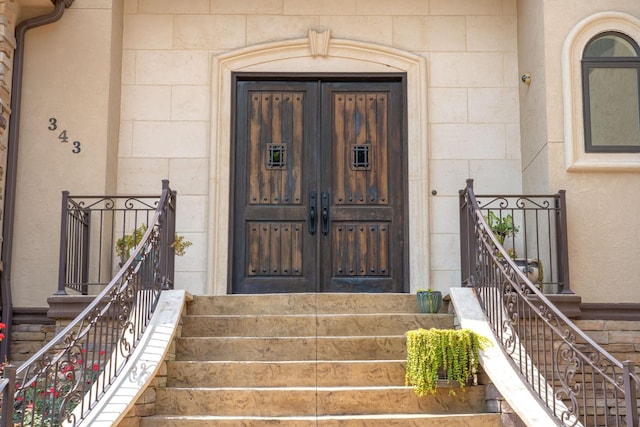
309,191 -> 317,235
321,192 -> 330,235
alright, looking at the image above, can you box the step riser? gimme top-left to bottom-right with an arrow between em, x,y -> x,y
176,336 -> 407,361
141,414 -> 501,427
155,387 -> 488,417
167,361 -> 407,388
187,294 -> 430,315
181,314 -> 454,337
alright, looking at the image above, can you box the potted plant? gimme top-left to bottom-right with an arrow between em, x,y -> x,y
416,288 -> 442,314
405,328 -> 491,397
514,258 -> 544,290
116,224 -> 192,265
484,210 -> 519,257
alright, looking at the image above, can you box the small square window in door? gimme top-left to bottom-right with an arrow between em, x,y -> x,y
266,143 -> 286,169
351,144 -> 372,170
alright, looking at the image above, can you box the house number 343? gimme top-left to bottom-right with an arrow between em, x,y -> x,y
48,117 -> 81,154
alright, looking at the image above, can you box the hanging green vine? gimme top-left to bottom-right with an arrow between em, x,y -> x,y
405,328 -> 491,397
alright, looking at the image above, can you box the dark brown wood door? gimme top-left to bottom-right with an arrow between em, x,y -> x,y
232,78 -> 406,293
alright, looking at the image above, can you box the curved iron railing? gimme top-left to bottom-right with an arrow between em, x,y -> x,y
460,179 -> 639,427
1,180 -> 176,426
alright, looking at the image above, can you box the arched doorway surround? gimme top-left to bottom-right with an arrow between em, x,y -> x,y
207,31 -> 429,295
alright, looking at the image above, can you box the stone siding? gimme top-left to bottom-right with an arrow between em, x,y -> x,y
9,323 -> 56,364
575,320 -> 640,367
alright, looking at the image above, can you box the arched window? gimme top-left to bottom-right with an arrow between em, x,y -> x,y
582,32 -> 640,152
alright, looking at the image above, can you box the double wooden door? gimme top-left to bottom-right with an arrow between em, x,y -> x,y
231,77 -> 406,293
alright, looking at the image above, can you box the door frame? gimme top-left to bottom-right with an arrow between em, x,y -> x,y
206,36 -> 430,296
228,72 -> 410,293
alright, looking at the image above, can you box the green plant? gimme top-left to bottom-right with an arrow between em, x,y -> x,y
116,224 -> 192,260
405,328 -> 491,397
171,234 -> 193,256
484,211 -> 519,246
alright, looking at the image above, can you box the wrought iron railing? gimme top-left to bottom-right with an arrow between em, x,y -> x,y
460,179 -> 571,295
460,179 -> 639,427
0,180 -> 176,426
57,182 -> 176,294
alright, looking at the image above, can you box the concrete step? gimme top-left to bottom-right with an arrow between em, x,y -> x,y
181,313 -> 454,337
167,360 -> 407,387
154,385 -> 489,417
140,413 -> 502,427
175,335 -> 407,361
187,293 -> 432,316
141,293 -> 496,427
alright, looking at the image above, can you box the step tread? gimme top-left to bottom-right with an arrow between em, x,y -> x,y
167,359 -> 409,387
175,335 -> 408,361
141,413 -> 501,427
181,313 -> 453,337
186,293 -> 441,315
157,383 -> 485,393
155,385 -> 488,414
143,414 -> 498,420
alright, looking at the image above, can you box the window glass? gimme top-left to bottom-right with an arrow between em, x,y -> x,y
583,32 -> 640,152
588,68 -> 640,148
584,34 -> 638,57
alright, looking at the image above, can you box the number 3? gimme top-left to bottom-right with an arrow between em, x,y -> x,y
72,141 -> 81,154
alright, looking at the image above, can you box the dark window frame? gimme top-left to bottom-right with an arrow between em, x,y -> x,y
582,31 -> 640,153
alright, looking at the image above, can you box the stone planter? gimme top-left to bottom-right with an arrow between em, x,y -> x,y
417,290 -> 442,313
514,258 -> 542,289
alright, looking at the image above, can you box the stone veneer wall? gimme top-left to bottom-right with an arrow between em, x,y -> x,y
575,320 -> 640,369
10,321 -> 56,364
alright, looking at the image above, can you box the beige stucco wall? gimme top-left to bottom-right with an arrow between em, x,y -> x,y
11,0 -> 123,307
537,1 -> 640,304
517,0 -> 549,194
9,0 -> 523,304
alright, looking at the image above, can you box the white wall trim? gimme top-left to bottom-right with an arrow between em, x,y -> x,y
563,12 -> 640,172
207,35 -> 430,294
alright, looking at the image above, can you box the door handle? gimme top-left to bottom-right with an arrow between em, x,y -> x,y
321,192 -> 330,235
309,191 -> 317,235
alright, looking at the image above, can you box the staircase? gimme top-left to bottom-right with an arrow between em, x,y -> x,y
140,293 -> 501,426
